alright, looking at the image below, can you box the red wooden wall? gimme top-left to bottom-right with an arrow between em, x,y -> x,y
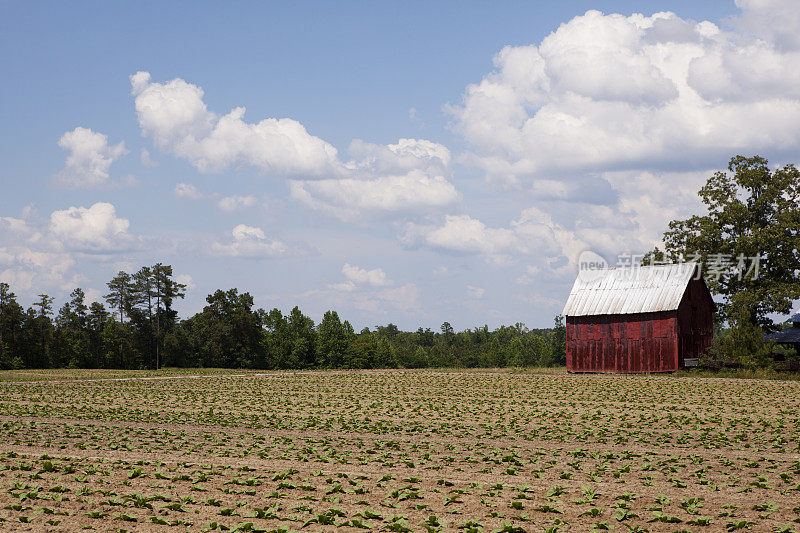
676,277 -> 714,361
565,279 -> 714,373
566,312 -> 679,373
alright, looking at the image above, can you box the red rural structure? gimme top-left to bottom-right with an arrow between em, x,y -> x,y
563,263 -> 714,373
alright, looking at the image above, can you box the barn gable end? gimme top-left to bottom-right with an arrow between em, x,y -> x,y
563,263 -> 714,373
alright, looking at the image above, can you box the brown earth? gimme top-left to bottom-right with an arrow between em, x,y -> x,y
0,369 -> 798,532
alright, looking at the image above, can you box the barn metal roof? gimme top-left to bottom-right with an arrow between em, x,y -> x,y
562,263 -> 699,316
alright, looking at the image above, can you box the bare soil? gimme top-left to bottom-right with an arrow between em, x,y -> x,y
0,369 -> 798,532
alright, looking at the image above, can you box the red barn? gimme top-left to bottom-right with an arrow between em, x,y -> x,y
563,263 -> 714,373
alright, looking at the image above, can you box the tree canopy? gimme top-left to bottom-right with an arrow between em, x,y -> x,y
659,156 -> 800,329
0,269 -> 565,371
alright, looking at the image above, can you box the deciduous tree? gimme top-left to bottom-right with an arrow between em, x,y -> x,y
660,156 -> 800,329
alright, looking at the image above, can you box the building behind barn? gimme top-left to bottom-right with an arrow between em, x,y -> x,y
562,263 -> 714,373
765,313 -> 800,356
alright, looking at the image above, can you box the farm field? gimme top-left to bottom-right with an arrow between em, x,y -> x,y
0,369 -> 799,532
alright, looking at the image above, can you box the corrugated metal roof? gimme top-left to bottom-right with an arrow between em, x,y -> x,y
766,327 -> 800,343
562,263 -> 699,316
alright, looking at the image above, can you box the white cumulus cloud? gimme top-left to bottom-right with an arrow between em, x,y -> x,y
405,215 -> 521,256
403,207 -> 592,269
130,71 -> 460,220
734,0 -> 800,51
329,263 -> 391,292
211,224 -> 286,258
451,8 -> 800,185
1,204 -> 138,293
342,263 -> 390,287
173,182 -> 205,200
430,2 -> 800,278
0,248 -> 77,292
175,273 -> 196,291
131,71 -> 343,177
347,138 -> 451,176
55,127 -> 128,188
290,138 -> 458,220
217,195 -> 258,212
289,170 -> 459,221
0,215 -> 77,291
49,202 -> 134,252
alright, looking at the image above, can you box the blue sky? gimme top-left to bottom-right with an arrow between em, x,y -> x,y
1,0 -> 798,329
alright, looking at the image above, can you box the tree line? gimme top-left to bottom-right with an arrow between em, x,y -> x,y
0,269 -> 566,370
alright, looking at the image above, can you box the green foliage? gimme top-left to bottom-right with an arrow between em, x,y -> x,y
0,270 -> 566,370
183,288 -> 264,368
655,155 -> 800,367
316,311 -> 349,368
707,309 -> 772,369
